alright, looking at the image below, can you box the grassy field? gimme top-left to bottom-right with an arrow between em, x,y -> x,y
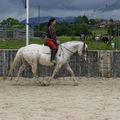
89,28 -> 120,50
0,28 -> 120,50
0,36 -> 79,49
90,28 -> 108,34
0,36 -> 73,49
0,36 -> 119,50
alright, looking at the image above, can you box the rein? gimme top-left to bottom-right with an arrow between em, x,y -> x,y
58,42 -> 86,58
58,44 -> 74,58
60,44 -> 75,54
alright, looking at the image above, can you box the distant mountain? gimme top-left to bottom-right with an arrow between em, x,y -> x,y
21,16 -> 75,26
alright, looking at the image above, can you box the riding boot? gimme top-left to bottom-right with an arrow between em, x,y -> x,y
51,49 -> 57,63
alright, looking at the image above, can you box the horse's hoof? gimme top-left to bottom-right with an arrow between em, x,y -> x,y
45,83 -> 50,86
73,82 -> 79,86
40,82 -> 46,86
15,80 -> 19,83
40,82 -> 50,86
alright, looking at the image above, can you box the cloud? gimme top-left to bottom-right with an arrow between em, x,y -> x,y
0,0 -> 25,21
30,0 -> 104,11
101,0 -> 120,11
0,0 -> 120,21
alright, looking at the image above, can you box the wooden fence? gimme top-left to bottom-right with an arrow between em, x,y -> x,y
0,49 -> 120,77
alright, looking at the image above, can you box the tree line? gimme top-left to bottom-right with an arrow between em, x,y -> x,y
0,17 -> 25,28
35,16 -> 101,36
1,16 -> 118,36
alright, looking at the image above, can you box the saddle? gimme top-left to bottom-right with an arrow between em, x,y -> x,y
41,44 -> 51,54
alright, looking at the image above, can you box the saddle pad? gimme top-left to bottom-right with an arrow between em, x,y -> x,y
41,45 -> 51,54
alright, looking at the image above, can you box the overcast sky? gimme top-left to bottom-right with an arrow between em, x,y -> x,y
0,0 -> 120,22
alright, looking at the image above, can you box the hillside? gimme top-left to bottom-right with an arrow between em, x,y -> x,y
21,16 -> 75,26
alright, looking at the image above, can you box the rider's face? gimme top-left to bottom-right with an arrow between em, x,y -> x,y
52,20 -> 56,26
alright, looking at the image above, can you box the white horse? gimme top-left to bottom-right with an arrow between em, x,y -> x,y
9,41 -> 88,86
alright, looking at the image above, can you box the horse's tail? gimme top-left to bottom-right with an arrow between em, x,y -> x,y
8,47 -> 24,76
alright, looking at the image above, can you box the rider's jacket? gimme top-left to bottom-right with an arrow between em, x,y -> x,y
47,25 -> 57,42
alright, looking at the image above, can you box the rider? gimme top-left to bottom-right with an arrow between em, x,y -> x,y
45,18 -> 60,63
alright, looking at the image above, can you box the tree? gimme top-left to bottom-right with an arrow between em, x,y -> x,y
89,19 -> 99,25
56,23 -> 72,36
0,17 -> 21,26
75,16 -> 84,24
75,16 -> 89,24
82,15 -> 89,24
72,23 -> 89,36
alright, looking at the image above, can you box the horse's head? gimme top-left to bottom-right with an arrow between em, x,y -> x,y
78,42 -> 88,61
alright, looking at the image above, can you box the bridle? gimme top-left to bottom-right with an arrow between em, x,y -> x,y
59,43 -> 87,56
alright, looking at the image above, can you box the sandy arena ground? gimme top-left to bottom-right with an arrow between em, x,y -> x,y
0,77 -> 120,120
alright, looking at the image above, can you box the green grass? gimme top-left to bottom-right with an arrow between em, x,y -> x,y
86,40 -> 113,50
0,28 -> 120,50
0,39 -> 41,49
0,36 -> 80,49
90,28 -> 108,34
89,28 -> 120,50
0,36 -> 120,50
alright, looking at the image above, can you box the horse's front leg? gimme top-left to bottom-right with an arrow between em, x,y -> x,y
44,63 -> 62,86
64,63 -> 79,86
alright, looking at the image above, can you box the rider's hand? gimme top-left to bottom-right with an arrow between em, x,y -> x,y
56,40 -> 60,44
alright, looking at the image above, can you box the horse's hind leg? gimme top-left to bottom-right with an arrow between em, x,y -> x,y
31,63 -> 40,84
15,63 -> 26,82
65,63 -> 78,86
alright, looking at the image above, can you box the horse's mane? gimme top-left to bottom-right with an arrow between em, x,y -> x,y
62,41 -> 84,47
